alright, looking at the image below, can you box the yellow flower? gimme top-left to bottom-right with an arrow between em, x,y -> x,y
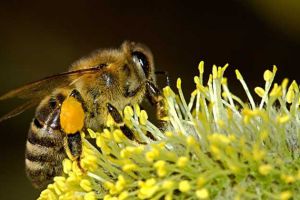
38,62 -> 300,200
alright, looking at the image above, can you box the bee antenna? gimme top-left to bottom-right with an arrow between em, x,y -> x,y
155,70 -> 170,86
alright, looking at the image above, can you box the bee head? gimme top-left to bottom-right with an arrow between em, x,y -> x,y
121,41 -> 155,82
70,41 -> 156,99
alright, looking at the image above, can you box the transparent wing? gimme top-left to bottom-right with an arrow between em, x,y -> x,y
0,67 -> 101,100
0,100 -> 38,122
0,66 -> 102,121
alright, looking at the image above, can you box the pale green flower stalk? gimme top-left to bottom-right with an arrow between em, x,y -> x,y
39,62 -> 300,200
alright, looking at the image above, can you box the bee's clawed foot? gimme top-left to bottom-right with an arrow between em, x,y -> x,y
76,158 -> 87,174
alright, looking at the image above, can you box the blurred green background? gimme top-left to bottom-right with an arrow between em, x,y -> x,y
1,0 -> 300,199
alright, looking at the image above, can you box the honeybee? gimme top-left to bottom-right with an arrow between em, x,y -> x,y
0,41 -> 167,188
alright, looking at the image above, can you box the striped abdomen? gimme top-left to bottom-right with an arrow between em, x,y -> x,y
25,94 -> 67,188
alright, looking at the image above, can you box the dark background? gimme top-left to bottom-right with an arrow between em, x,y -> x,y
1,1 -> 300,199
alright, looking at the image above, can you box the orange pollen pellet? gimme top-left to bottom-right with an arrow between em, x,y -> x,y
60,97 -> 85,134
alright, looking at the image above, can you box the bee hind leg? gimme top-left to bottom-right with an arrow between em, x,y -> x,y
60,89 -> 86,173
64,132 -> 85,172
107,103 -> 146,144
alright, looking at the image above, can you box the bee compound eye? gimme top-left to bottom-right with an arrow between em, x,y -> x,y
132,51 -> 149,77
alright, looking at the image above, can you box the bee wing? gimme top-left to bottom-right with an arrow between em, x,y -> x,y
0,66 -> 101,121
0,100 -> 38,122
0,67 -> 101,100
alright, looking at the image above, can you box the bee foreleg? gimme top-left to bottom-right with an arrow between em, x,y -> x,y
107,103 -> 145,143
155,70 -> 170,86
146,81 -> 168,124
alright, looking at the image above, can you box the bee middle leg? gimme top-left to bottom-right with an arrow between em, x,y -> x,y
107,103 -> 146,144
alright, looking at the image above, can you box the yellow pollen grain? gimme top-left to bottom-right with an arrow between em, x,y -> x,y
80,179 -> 92,192
254,87 -> 265,97
116,176 -> 126,192
196,188 -> 209,199
87,129 -> 97,138
53,177 -> 66,189
165,131 -> 173,137
177,156 -> 189,168
43,189 -> 57,200
118,191 -> 129,200
281,78 -> 289,90
145,148 -> 159,162
165,193 -> 173,200
103,194 -> 112,200
134,104 -> 141,116
191,89 -> 197,97
235,69 -> 243,80
292,80 -> 299,92
138,179 -> 158,199
263,70 -> 273,82
96,136 -> 111,155
157,167 -> 167,177
60,96 -> 85,134
53,183 -> 62,195
277,115 -> 290,124
62,159 -> 72,174
197,176 -> 206,188
198,84 -> 207,93
217,66 -> 223,78
286,87 -> 295,104
113,129 -> 125,143
139,110 -> 148,125
198,61 -> 204,74
194,76 -> 200,85
118,175 -> 126,185
281,174 -> 295,184
186,136 -> 196,146
84,192 -> 96,200
124,106 -> 134,120
280,191 -> 292,200
177,78 -> 182,89
259,164 -> 272,175
122,163 -> 138,172
154,160 -> 165,168
253,148 -> 266,161
272,65 -> 277,73
221,77 -> 227,85
228,164 -> 240,174
104,181 -> 114,190
106,115 -> 115,127
179,180 -> 191,193
212,65 -> 218,79
102,129 -> 112,139
270,84 -> 282,97
208,133 -> 230,145
210,145 -> 220,156
162,180 -> 174,190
